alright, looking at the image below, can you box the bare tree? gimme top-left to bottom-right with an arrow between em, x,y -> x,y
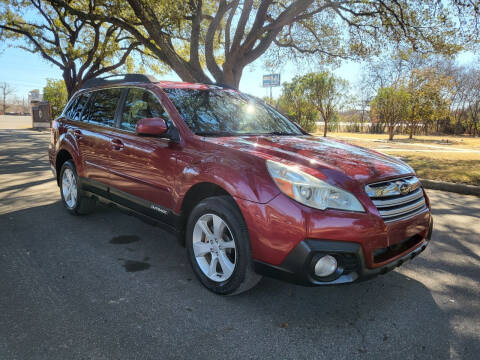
463,69 -> 480,136
0,82 -> 15,114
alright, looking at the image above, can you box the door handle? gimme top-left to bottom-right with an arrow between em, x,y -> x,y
111,138 -> 124,150
73,129 -> 82,139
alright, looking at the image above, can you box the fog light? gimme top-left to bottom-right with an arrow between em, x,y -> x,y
314,255 -> 338,277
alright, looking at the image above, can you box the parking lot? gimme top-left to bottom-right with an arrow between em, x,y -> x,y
1,129 -> 479,359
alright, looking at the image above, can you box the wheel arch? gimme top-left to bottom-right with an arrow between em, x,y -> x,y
177,182 -> 240,246
55,149 -> 73,186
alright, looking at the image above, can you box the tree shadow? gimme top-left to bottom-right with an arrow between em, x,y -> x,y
1,201 -> 467,359
0,130 -> 477,359
0,129 -> 51,175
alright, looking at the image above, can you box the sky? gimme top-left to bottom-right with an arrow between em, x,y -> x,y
0,45 -> 475,102
0,45 -> 364,101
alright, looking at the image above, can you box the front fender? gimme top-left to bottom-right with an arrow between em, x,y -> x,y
173,149 -> 280,214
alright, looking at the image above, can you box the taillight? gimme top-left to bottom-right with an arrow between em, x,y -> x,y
50,120 -> 58,145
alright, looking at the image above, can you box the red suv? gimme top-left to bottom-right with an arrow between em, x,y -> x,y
49,74 -> 433,295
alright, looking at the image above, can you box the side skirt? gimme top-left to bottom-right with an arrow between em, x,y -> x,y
79,177 -> 182,237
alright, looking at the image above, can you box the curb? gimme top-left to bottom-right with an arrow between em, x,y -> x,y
420,179 -> 480,197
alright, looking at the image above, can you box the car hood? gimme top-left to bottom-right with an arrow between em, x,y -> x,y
205,135 -> 414,184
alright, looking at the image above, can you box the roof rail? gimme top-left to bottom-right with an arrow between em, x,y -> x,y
215,82 -> 237,90
81,74 -> 158,89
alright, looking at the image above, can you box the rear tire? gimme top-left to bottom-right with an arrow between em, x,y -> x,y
59,160 -> 96,215
186,196 -> 261,295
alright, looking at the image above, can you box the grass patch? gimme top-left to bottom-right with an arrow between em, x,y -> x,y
382,151 -> 480,161
322,132 -> 480,149
389,153 -> 480,186
314,132 -> 480,185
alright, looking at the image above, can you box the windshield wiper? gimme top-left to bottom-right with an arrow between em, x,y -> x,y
260,131 -> 299,136
195,131 -> 235,137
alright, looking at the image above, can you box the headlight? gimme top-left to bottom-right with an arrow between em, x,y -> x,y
266,160 -> 365,212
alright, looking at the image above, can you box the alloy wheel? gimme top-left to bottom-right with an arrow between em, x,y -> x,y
192,213 -> 237,282
62,168 -> 78,209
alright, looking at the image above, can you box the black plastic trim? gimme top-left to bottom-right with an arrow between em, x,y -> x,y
81,74 -> 158,89
254,217 -> 433,286
79,177 -> 181,232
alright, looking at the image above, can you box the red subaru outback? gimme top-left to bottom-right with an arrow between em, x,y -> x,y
49,74 -> 433,295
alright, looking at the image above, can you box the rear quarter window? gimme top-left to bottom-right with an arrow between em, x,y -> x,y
64,93 -> 89,121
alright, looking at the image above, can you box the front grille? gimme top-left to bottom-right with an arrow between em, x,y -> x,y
365,176 -> 427,223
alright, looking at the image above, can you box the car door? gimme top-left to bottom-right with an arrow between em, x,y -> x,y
107,87 -> 178,219
79,87 -> 123,187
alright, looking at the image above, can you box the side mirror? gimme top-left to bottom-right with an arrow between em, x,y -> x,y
136,117 -> 168,136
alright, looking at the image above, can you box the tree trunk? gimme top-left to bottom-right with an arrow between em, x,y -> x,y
65,82 -> 76,100
409,121 -> 414,139
62,70 -> 78,100
388,125 -> 394,140
323,118 -> 327,137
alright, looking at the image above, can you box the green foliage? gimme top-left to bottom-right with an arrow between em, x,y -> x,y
405,67 -> 452,137
277,72 -> 347,134
38,0 -> 480,88
43,79 -> 68,119
277,79 -> 318,133
370,87 -> 411,140
299,72 -> 347,136
0,0 -> 149,98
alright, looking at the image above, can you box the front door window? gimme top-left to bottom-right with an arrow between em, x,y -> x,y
120,88 -> 170,132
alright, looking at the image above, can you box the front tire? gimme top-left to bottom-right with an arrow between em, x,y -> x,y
186,196 -> 261,295
59,160 -> 95,215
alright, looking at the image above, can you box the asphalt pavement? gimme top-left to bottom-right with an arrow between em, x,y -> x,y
1,129 -> 479,360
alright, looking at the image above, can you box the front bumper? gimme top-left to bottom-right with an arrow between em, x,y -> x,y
254,217 -> 433,286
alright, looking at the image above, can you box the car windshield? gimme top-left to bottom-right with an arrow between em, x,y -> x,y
163,88 -> 304,136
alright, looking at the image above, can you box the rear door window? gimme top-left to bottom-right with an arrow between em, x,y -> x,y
120,88 -> 170,132
83,88 -> 122,127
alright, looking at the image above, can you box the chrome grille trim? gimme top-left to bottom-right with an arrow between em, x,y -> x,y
378,197 -> 426,218
383,206 -> 428,223
365,176 -> 421,198
373,188 -> 424,208
365,176 -> 427,223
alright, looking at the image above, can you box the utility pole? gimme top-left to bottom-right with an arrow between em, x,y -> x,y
262,74 -> 280,105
